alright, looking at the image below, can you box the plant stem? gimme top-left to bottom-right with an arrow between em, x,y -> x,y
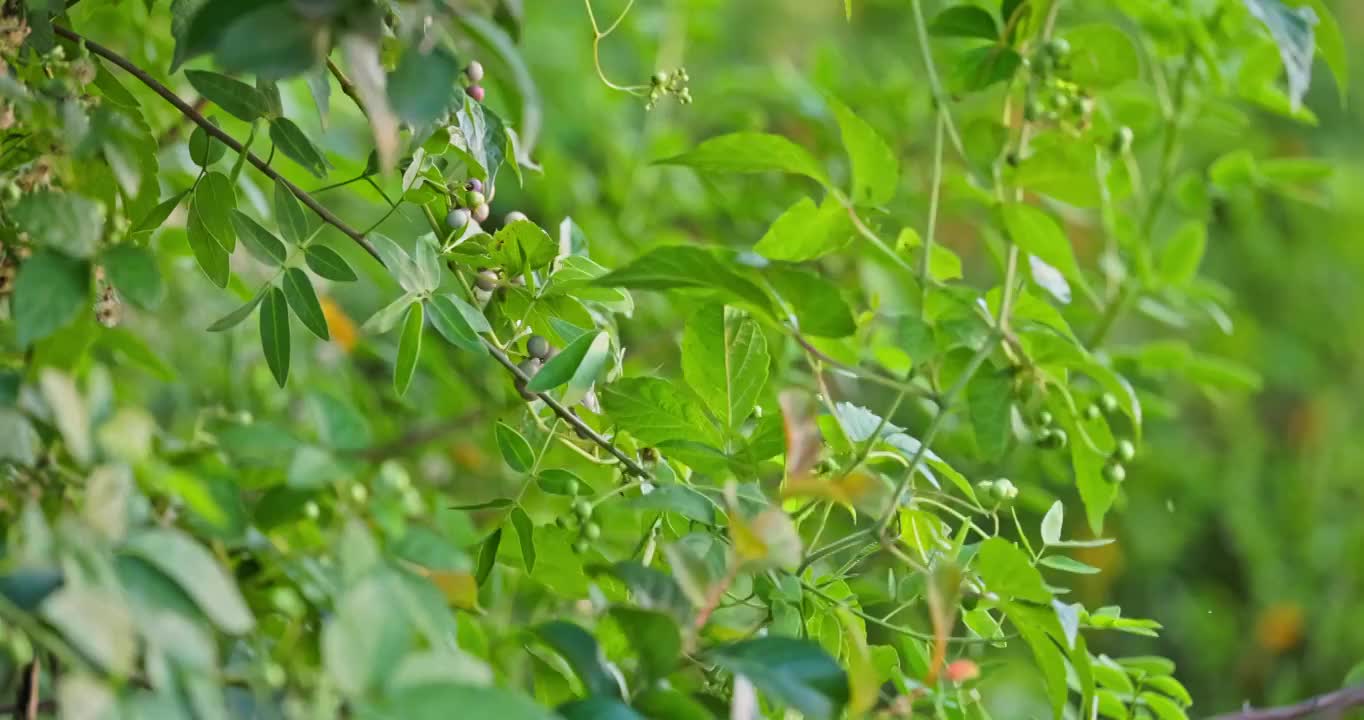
54,25 -> 381,261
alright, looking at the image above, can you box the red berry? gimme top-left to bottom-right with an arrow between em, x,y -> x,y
467,85 -> 485,102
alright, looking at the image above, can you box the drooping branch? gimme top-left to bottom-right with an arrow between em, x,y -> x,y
54,23 -> 651,478
52,25 -> 381,262
1204,685 -> 1364,720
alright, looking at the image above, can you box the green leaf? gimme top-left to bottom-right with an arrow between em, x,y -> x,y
536,468 -> 587,496
207,287 -> 265,332
1157,221 -> 1206,286
260,286 -> 291,387
363,683 -> 556,720
188,122 -> 226,167
753,196 -> 853,262
184,70 -> 270,122
476,528 -> 502,585
1000,204 -> 1087,296
230,210 -> 288,265
1065,24 -> 1140,89
495,422 -> 535,473
186,202 -> 230,288
214,4 -> 322,81
426,294 -> 486,352
595,245 -> 774,317
928,6 -> 999,39
450,99 -> 508,184
305,245 -> 358,281
369,233 -> 427,295
388,45 -> 462,126
765,266 -> 856,338
967,368 -> 1012,458
394,303 -> 424,396
131,191 -> 188,235
557,698 -> 646,720
601,377 -> 720,447
1141,692 -> 1189,720
322,571 -> 413,697
526,330 -> 610,400
1040,501 -> 1063,545
1039,555 -> 1100,574
682,305 -> 769,433
976,537 -> 1051,602
13,190 -> 104,259
948,45 -> 1022,92
1005,603 -> 1068,719
124,529 -> 255,634
533,621 -> 623,698
1245,0 -> 1318,111
283,268 -> 329,340
634,690 -> 717,720
708,637 -> 850,720
41,587 -> 136,676
13,250 -> 89,347
625,484 -> 718,526
658,132 -> 828,184
510,506 -> 536,572
492,219 -> 558,275
0,411 -> 42,467
609,607 -> 681,683
274,179 -> 312,245
195,171 -> 236,252
1288,0 -> 1346,105
270,117 -> 329,177
828,96 -> 898,205
898,227 -> 962,282
592,561 -> 693,624
101,245 -> 163,310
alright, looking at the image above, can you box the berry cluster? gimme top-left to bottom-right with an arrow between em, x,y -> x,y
1034,392 -> 1137,484
1023,38 -> 1095,132
447,177 -> 490,227
556,498 -> 602,555
464,61 -> 486,103
645,67 -> 691,110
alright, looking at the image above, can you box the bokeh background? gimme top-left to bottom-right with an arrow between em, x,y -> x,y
54,0 -> 1364,715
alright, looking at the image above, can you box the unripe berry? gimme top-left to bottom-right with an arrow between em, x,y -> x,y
1115,439 -> 1136,464
472,203 -> 490,223
303,501 -> 320,520
652,70 -> 668,86
475,270 -> 499,291
527,335 -> 551,360
1083,404 -> 1101,422
467,85 -> 485,102
572,538 -> 590,554
505,210 -> 529,224
466,190 -> 486,208
1104,462 -> 1126,483
1045,37 -> 1070,59
350,484 -> 368,503
465,61 -> 485,83
1038,411 -> 1054,427
991,478 -> 1018,503
446,208 -> 470,229
573,499 -> 593,519
1100,393 -> 1120,415
584,522 -> 601,540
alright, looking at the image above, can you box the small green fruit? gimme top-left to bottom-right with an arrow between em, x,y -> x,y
446,208 -> 470,229
573,538 -> 590,554
652,70 -> 669,86
584,522 -> 601,540
1103,462 -> 1126,483
1045,37 -> 1070,59
573,499 -> 594,519
1115,438 -> 1136,463
1100,393 -> 1119,415
1038,411 -> 1054,427
991,478 -> 1019,505
466,190 -> 486,208
1083,404 -> 1101,421
475,270 -> 499,291
527,335 -> 551,360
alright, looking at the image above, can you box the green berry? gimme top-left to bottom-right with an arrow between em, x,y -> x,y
303,501 -> 320,520
1103,462 -> 1126,484
527,335 -> 551,360
467,190 -> 486,208
475,270 -> 499,291
573,538 -> 590,554
991,478 -> 1019,505
1045,37 -> 1070,59
446,208 -> 470,229
1100,393 -> 1120,415
1038,411 -> 1054,427
584,522 -> 601,540
573,499 -> 593,519
564,478 -> 580,496
350,484 -> 368,503
974,479 -> 995,497
1084,404 -> 1102,422
652,70 -> 669,86
1115,439 -> 1136,463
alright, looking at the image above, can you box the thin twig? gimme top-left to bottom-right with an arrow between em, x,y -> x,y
1204,685 -> 1364,720
54,25 -> 381,262
326,59 -> 367,116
